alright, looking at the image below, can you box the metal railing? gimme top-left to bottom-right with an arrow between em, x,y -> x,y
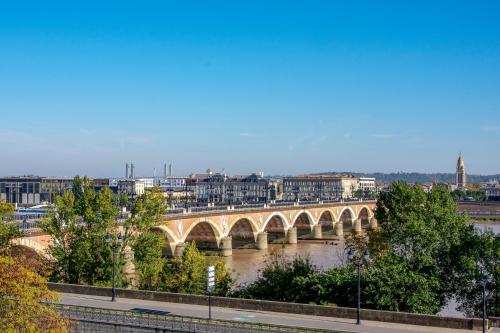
54,303 -> 347,333
162,199 -> 376,217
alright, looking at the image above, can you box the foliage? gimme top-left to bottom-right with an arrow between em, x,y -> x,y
40,176 -> 120,285
363,252 -> 443,313
452,229 -> 500,317
0,200 -> 22,252
160,242 -> 234,296
234,250 -> 318,303
370,182 -> 471,313
132,232 -> 166,290
0,256 -> 69,332
125,187 -> 169,288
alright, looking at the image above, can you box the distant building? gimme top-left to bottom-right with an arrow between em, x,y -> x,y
482,185 -> 500,201
358,177 -> 376,193
158,177 -> 187,191
136,178 -> 155,189
282,175 -> 359,201
0,176 -> 73,206
456,154 -> 466,190
195,173 -> 273,204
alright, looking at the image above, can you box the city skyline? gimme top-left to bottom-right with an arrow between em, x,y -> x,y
1,1 -> 500,176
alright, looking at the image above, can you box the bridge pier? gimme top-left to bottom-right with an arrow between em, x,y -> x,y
286,227 -> 297,244
354,219 -> 362,234
220,237 -> 232,257
312,225 -> 322,239
369,217 -> 378,229
256,232 -> 268,250
174,243 -> 186,257
334,221 -> 343,237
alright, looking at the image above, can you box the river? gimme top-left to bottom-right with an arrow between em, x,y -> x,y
223,223 -> 499,317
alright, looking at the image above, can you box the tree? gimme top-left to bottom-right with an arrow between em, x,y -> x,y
0,256 -> 69,332
160,242 -> 234,296
125,187 -> 169,289
0,200 -> 22,252
369,182 -> 472,314
234,250 -> 318,303
453,230 -> 500,317
40,177 -> 119,285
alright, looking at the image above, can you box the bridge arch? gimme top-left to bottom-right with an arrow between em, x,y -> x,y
293,210 -> 315,236
318,209 -> 336,232
339,207 -> 356,232
228,217 -> 259,248
263,212 -> 290,230
337,206 -> 356,222
183,220 -> 222,251
292,210 -> 316,226
358,207 -> 372,228
10,238 -> 51,260
263,213 -> 289,243
150,225 -> 179,257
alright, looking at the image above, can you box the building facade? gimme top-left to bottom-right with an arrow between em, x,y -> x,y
456,154 -> 466,190
195,174 -> 274,204
0,176 -> 73,206
358,177 -> 376,193
282,175 -> 359,201
482,185 -> 500,201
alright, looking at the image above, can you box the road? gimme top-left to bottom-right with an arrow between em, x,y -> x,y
59,293 -> 498,333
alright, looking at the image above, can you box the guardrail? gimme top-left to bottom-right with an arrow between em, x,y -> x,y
54,303 -> 345,333
163,200 -> 376,217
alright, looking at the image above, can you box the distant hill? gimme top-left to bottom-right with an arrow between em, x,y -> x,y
315,172 -> 500,184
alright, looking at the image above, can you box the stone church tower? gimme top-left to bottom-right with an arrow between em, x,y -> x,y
456,154 -> 466,190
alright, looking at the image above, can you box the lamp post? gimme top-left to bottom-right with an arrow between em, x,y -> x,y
105,233 -> 123,302
347,248 -> 369,325
477,259 -> 488,333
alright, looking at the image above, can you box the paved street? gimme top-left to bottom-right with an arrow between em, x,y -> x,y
59,293 -> 498,333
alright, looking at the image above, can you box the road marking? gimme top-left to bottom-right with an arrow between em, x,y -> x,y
233,314 -> 256,321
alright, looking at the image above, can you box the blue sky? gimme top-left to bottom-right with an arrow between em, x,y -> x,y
1,1 -> 500,177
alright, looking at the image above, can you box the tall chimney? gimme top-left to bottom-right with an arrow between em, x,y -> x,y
130,163 -> 135,179
164,163 -> 168,178
126,163 -> 129,179
169,162 -> 173,177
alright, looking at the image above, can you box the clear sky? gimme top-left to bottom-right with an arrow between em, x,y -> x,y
1,1 -> 500,177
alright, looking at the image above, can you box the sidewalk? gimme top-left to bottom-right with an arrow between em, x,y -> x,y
59,293 -> 496,333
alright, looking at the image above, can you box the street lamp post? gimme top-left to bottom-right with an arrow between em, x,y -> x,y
482,278 -> 487,333
105,233 -> 123,302
477,260 -> 488,333
347,248 -> 369,325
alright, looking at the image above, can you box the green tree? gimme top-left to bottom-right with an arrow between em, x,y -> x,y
453,230 -> 500,317
0,200 -> 22,252
41,177 -> 119,285
369,182 -> 471,313
160,242 -> 234,296
234,250 -> 318,303
124,187 -> 169,289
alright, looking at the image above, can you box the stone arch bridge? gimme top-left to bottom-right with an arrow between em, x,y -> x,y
155,201 -> 377,257
14,201 -> 377,258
